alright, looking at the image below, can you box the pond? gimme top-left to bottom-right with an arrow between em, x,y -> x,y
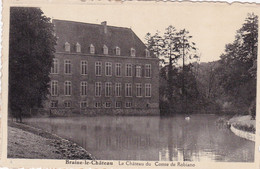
23,114 -> 254,162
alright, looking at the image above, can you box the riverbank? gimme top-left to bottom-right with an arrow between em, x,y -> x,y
228,115 -> 255,141
228,115 -> 255,133
8,121 -> 95,159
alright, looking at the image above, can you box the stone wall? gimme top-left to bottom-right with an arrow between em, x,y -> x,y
230,124 -> 255,142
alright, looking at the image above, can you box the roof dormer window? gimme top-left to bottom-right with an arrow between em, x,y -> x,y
115,46 -> 120,56
103,45 -> 108,55
65,42 -> 70,52
131,48 -> 136,57
145,49 -> 150,57
76,42 -> 81,53
90,44 -> 95,54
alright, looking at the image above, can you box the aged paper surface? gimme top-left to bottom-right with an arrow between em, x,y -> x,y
1,0 -> 260,168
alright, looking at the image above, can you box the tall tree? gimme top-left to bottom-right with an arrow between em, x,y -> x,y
216,13 -> 258,117
145,31 -> 164,64
195,61 -> 223,114
9,7 -> 57,122
177,29 -> 197,113
162,26 -> 180,106
145,26 -> 199,114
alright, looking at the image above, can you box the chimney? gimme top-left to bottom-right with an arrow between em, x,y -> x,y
101,21 -> 107,34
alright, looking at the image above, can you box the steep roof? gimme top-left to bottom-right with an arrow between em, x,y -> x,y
53,19 -> 151,58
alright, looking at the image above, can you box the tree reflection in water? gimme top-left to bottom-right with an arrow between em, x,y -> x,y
24,114 -> 254,162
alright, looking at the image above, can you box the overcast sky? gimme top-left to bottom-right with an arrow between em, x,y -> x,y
40,2 -> 257,62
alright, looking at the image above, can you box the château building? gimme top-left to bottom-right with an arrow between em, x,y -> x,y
47,19 -> 159,115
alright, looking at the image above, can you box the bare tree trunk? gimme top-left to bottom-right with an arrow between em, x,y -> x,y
182,36 -> 186,114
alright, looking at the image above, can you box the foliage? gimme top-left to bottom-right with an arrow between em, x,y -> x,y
158,64 -> 201,114
9,7 -> 57,122
233,123 -> 255,134
215,13 -> 257,117
145,31 -> 163,59
193,13 -> 258,116
145,27 -> 198,66
145,26 -> 199,114
249,99 -> 256,120
150,13 -> 258,116
194,61 -> 225,114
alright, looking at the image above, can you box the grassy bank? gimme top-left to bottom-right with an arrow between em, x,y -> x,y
8,121 -> 94,159
228,115 -> 255,134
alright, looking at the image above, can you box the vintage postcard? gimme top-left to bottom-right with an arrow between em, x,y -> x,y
0,0 -> 260,168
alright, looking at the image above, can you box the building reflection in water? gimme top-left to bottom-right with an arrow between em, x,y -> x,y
23,115 -> 254,162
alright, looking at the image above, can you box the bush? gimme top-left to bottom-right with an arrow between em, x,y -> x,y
249,99 -> 256,120
233,123 -> 255,134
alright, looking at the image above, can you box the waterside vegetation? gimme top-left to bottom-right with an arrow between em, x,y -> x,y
145,13 -> 257,118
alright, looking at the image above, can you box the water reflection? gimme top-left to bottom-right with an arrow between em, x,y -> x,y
23,114 -> 254,162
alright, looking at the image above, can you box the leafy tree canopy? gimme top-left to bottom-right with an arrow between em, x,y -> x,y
145,26 -> 199,114
215,13 -> 257,116
9,7 -> 57,121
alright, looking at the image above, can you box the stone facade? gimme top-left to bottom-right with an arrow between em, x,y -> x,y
45,19 -> 160,115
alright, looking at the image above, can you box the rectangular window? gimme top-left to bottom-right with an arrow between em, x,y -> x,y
51,80 -> 58,96
125,83 -> 132,97
126,64 -> 132,77
80,101 -> 88,108
136,66 -> 141,77
50,100 -> 58,108
116,47 -> 120,56
81,81 -> 87,96
105,82 -> 112,97
115,63 -> 121,77
136,83 -> 142,97
145,83 -> 151,97
76,44 -> 81,53
105,62 -> 112,76
115,101 -> 122,108
51,59 -> 58,74
105,102 -> 112,108
145,49 -> 150,57
64,81 -> 72,96
145,64 -> 151,78
103,45 -> 108,55
95,102 -> 101,108
90,45 -> 95,54
131,48 -> 136,57
65,42 -> 70,52
115,83 -> 121,97
64,60 -> 71,74
125,102 -> 132,108
95,82 -> 102,97
64,101 -> 71,108
81,61 -> 88,75
95,62 -> 102,76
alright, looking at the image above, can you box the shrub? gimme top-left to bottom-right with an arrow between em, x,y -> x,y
233,123 -> 255,134
249,99 -> 256,120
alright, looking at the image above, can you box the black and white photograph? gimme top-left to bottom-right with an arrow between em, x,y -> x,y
1,1 -> 259,168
